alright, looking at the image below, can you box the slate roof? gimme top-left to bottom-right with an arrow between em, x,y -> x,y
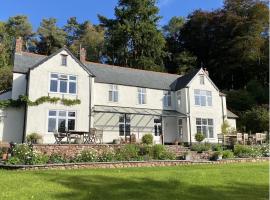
227,110 -> 238,118
13,50 -> 202,91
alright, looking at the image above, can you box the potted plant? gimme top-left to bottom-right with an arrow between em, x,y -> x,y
1,147 -> 9,160
113,138 -> 121,144
195,132 -> 205,143
184,151 -> 192,161
26,133 -> 42,144
211,151 -> 223,161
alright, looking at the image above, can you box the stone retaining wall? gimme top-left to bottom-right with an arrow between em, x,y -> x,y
1,157 -> 268,171
32,144 -> 189,158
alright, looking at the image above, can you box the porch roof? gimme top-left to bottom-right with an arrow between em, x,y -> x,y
93,105 -> 186,117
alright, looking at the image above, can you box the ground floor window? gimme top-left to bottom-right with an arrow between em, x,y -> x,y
119,114 -> 130,136
196,118 -> 214,138
178,118 -> 183,139
154,118 -> 162,136
48,110 -> 76,132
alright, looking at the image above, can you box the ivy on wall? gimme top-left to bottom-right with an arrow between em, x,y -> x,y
0,95 -> 81,109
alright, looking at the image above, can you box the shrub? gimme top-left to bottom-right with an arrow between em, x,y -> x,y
142,134 -> 153,145
234,145 -> 262,158
222,150 -> 234,159
48,154 -> 68,164
195,133 -> 205,143
5,157 -> 21,165
98,149 -> 115,162
259,144 -> 269,157
152,144 -> 176,160
115,144 -> 141,161
211,144 -> 223,152
75,150 -> 98,162
191,143 -> 211,153
26,133 -> 42,144
210,151 -> 223,161
221,120 -> 230,135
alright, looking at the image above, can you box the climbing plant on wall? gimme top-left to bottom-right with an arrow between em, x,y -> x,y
0,95 -> 81,109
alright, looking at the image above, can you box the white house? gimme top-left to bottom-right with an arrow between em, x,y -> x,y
0,38 -> 238,144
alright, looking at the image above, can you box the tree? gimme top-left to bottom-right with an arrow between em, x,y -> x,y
99,0 -> 166,71
163,17 -> 198,74
242,106 -> 269,132
37,18 -> 67,55
65,20 -> 105,62
0,67 -> 12,91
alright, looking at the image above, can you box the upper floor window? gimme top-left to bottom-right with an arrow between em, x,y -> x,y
200,75 -> 205,85
196,118 -> 214,138
138,88 -> 146,104
176,91 -> 181,107
163,91 -> 172,107
48,110 -> 76,132
194,89 -> 212,106
61,54 -> 67,66
109,84 -> 118,102
50,73 -> 77,94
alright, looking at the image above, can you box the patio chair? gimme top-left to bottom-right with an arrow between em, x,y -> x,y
261,133 -> 267,144
243,133 -> 248,145
53,130 -> 66,144
255,133 -> 263,144
84,128 -> 96,144
95,129 -> 103,144
236,133 -> 243,144
217,134 -> 224,144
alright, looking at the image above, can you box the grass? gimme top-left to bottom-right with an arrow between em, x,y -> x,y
0,163 -> 268,200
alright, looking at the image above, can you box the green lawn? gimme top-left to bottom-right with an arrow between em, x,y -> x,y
0,163 -> 268,200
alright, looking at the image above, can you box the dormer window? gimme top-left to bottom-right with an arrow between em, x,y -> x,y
200,75 -> 205,85
61,54 -> 67,66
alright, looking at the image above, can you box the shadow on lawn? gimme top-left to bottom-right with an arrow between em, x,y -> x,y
33,171 -> 269,200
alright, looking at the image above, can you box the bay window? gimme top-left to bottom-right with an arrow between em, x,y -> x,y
48,110 -> 76,132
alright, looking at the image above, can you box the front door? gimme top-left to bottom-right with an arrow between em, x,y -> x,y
154,118 -> 162,144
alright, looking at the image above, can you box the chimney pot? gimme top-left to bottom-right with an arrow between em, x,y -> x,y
204,68 -> 209,76
80,47 -> 86,63
15,37 -> 23,53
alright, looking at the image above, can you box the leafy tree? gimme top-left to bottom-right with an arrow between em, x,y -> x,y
163,17 -> 197,74
37,18 -> 67,55
241,106 -> 269,132
99,0 -> 166,71
0,67 -> 12,91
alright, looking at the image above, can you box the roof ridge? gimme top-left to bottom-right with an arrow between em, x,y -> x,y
85,61 -> 181,77
21,51 -> 47,57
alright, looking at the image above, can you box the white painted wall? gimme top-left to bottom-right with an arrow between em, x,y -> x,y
188,69 -> 224,143
12,73 -> 27,99
25,50 -> 92,143
0,108 -> 24,143
227,118 -> 236,129
93,82 -> 176,110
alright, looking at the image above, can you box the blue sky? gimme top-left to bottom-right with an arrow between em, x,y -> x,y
0,0 -> 224,30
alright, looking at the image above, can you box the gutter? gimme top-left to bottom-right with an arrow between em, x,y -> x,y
88,76 -> 92,133
22,71 -> 30,143
186,87 -> 192,146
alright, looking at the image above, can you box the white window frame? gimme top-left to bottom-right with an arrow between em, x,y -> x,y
200,75 -> 205,85
49,73 -> 77,95
194,89 -> 212,106
163,91 -> 172,107
196,118 -> 214,138
61,54 -> 67,66
138,88 -> 146,104
176,90 -> 181,107
48,110 -> 76,132
109,84 -> 119,102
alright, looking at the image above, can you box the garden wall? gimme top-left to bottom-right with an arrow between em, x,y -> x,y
32,144 -> 189,158
1,157 -> 268,171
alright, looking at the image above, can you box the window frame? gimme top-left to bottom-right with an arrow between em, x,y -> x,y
119,114 -> 131,136
196,118 -> 214,139
163,91 -> 172,107
200,75 -> 205,85
138,88 -> 146,104
108,84 -> 119,102
49,73 -> 77,95
61,54 -> 68,66
48,110 -> 76,132
194,89 -> 212,106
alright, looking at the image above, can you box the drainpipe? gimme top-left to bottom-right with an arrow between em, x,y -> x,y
221,96 -> 225,123
22,71 -> 30,143
186,87 -> 192,146
88,76 -> 92,133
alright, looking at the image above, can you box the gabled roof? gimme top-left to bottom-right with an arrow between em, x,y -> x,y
227,109 -> 238,118
13,48 -> 218,91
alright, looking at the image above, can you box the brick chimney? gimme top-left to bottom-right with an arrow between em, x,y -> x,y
80,47 -> 86,63
15,37 -> 23,53
204,68 -> 209,76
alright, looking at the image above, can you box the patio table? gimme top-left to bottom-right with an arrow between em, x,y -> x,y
67,131 -> 88,143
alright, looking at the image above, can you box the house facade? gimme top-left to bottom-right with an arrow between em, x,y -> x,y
0,38 -> 238,144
